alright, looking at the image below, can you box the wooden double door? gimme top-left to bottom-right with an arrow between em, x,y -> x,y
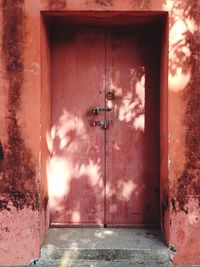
50,26 -> 160,227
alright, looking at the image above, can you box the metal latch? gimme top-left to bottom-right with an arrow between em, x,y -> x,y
92,120 -> 112,129
92,106 -> 112,115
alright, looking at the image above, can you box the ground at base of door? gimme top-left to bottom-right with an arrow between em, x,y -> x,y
39,228 -> 169,265
1,264 -> 200,267
3,229 -> 199,267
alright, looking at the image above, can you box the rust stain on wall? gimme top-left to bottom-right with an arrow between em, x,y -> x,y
131,0 -> 150,10
42,195 -> 49,224
42,196 -> 48,211
85,0 -> 113,7
95,0 -> 113,7
0,142 -> 4,173
171,198 -> 176,213
176,0 -> 200,212
48,0 -> 67,9
162,193 -> 169,228
0,0 -> 38,211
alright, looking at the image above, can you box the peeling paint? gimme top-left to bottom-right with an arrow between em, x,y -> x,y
169,244 -> 177,263
0,224 -> 9,233
0,0 -> 38,211
171,198 -> 176,213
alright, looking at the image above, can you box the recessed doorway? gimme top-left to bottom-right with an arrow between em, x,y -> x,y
42,12 -> 168,228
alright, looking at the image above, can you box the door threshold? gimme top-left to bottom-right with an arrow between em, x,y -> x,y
50,223 -> 105,228
39,228 -> 170,265
50,223 -> 160,228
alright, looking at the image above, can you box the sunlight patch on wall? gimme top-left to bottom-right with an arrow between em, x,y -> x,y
163,0 -> 197,92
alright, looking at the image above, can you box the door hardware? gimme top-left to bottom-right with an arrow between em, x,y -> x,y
92,120 -> 112,129
102,120 -> 111,129
92,106 -> 112,115
106,92 -> 115,100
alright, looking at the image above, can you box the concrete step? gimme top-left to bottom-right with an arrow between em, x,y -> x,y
39,228 -> 170,266
36,262 -> 171,267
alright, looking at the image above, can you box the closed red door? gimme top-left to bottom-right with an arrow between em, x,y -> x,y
50,27 -> 160,226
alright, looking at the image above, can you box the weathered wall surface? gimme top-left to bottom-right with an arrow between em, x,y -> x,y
40,12 -> 51,244
167,0 -> 200,264
0,0 -> 200,265
0,0 -> 40,265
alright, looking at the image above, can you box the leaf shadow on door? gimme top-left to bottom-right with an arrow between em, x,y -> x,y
47,109 -> 104,225
47,63 -> 160,226
103,26 -> 161,226
105,64 -> 160,225
47,26 -> 161,226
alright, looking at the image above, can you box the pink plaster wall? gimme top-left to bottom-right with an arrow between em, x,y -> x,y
0,0 -> 40,265
40,12 -> 51,246
166,0 -> 200,264
0,0 -> 200,265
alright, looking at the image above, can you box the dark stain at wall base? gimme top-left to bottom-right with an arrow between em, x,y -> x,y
161,193 -> 169,231
169,244 -> 177,264
0,0 -> 38,211
176,0 -> 200,212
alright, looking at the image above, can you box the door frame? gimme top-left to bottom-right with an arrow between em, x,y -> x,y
41,10 -> 169,233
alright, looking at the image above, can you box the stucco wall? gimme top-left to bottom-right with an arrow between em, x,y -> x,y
0,1 -> 40,265
0,0 -> 199,265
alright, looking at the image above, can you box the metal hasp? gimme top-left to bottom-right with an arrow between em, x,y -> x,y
92,106 -> 112,115
92,120 -> 112,129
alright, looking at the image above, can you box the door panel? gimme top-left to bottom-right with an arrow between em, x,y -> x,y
105,29 -> 160,226
50,27 -> 160,227
50,28 -> 106,225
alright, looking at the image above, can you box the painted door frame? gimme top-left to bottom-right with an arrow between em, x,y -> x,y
41,10 -> 168,234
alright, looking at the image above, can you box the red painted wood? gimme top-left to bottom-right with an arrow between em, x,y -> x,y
105,28 -> 160,226
50,28 -> 105,225
50,26 -> 160,226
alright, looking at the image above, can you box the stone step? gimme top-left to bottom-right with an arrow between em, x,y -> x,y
39,228 -> 170,265
36,262 -> 171,267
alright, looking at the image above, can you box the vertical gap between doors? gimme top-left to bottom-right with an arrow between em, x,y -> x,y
104,29 -> 107,227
